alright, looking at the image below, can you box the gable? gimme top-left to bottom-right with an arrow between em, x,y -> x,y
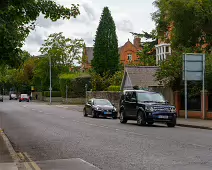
124,66 -> 163,89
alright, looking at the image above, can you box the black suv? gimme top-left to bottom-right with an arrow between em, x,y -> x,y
119,90 -> 177,127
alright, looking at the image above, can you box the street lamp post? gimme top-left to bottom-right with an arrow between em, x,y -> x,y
49,55 -> 52,105
85,84 -> 87,103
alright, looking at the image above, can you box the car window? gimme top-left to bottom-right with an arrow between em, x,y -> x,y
125,92 -> 132,102
125,92 -> 136,102
94,100 -> 112,106
21,94 -> 28,98
137,92 -> 165,102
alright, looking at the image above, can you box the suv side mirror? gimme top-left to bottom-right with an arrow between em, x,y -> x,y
112,103 -> 115,106
165,100 -> 169,104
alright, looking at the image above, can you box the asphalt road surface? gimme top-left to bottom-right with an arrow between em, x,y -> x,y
0,97 -> 212,170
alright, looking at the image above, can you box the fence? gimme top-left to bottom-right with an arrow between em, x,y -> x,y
180,94 -> 201,111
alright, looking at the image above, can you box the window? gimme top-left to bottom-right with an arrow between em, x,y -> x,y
137,92 -> 165,103
166,46 -> 169,53
94,99 -> 112,106
127,54 -> 132,61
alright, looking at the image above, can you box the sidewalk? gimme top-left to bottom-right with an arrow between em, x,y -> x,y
177,118 -> 212,130
0,129 -> 18,170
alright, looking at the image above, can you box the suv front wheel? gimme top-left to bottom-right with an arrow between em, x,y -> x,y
167,119 -> 176,127
137,111 -> 146,126
120,110 -> 127,124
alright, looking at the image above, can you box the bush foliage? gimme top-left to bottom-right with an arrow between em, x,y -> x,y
59,73 -> 91,98
107,86 -> 121,92
43,91 -> 61,97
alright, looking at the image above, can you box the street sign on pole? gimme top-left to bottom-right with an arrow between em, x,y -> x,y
183,53 -> 205,119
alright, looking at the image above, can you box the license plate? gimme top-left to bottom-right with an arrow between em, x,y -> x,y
104,112 -> 111,115
158,115 -> 168,119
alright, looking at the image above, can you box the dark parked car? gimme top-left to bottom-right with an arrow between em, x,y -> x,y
119,90 -> 177,127
0,96 -> 3,102
19,94 -> 30,102
83,98 -> 118,119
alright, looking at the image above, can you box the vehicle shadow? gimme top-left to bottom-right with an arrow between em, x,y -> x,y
124,122 -> 168,128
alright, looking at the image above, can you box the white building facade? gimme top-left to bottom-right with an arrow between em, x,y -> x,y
155,43 -> 171,65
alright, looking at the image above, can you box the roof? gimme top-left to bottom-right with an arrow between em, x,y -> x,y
121,66 -> 163,90
85,46 -> 123,64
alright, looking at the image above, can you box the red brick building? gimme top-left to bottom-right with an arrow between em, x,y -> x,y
82,36 -> 142,70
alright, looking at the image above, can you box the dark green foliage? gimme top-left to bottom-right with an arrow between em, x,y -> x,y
91,7 -> 119,76
0,0 -> 80,67
59,73 -> 91,98
90,70 -> 124,91
43,91 -> 61,97
130,31 -> 157,66
152,0 -> 212,51
107,86 -> 120,92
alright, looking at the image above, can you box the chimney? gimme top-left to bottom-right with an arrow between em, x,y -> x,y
133,36 -> 141,49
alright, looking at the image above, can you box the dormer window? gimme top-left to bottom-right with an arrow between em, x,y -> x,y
128,54 -> 132,61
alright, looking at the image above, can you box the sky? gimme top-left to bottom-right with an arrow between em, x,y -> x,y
22,0 -> 157,56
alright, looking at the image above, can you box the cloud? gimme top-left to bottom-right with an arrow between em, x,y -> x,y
22,0 -> 156,55
116,19 -> 134,32
35,14 -> 65,29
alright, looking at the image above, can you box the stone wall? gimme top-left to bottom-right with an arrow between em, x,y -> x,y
43,97 -> 62,102
62,98 -> 86,104
87,91 -> 122,110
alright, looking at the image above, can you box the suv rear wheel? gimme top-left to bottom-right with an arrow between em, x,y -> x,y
137,111 -> 146,126
120,110 -> 127,123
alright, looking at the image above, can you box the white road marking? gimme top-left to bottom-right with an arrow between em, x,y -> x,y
39,111 -> 43,113
31,109 -> 35,111
76,158 -> 100,169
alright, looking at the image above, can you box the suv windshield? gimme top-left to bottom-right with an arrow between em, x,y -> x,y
94,100 -> 112,106
137,92 -> 165,103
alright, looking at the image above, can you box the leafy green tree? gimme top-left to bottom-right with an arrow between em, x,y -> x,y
40,32 -> 85,66
92,7 -> 119,76
152,0 -> 212,51
34,32 -> 85,91
154,50 -> 183,91
131,30 -> 157,66
0,0 -> 80,67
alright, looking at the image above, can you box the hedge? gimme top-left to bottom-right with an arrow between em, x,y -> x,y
43,91 -> 61,97
107,86 -> 121,92
59,73 -> 91,98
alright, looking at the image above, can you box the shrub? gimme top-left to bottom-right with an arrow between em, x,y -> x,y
108,86 -> 120,91
43,91 -> 61,97
59,73 -> 91,98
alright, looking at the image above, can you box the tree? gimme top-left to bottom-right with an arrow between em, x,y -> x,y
92,7 -> 119,76
40,32 -> 85,66
131,30 -> 157,66
154,50 -> 183,91
0,0 -> 80,67
36,32 -> 85,91
152,0 -> 212,52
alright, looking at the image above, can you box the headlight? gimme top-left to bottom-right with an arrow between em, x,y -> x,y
113,107 -> 117,112
96,107 -> 102,111
170,107 -> 176,113
145,106 -> 154,112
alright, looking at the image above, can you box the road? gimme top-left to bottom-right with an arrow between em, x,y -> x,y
0,98 -> 212,170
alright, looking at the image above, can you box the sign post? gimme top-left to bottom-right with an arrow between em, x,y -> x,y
183,53 -> 205,119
